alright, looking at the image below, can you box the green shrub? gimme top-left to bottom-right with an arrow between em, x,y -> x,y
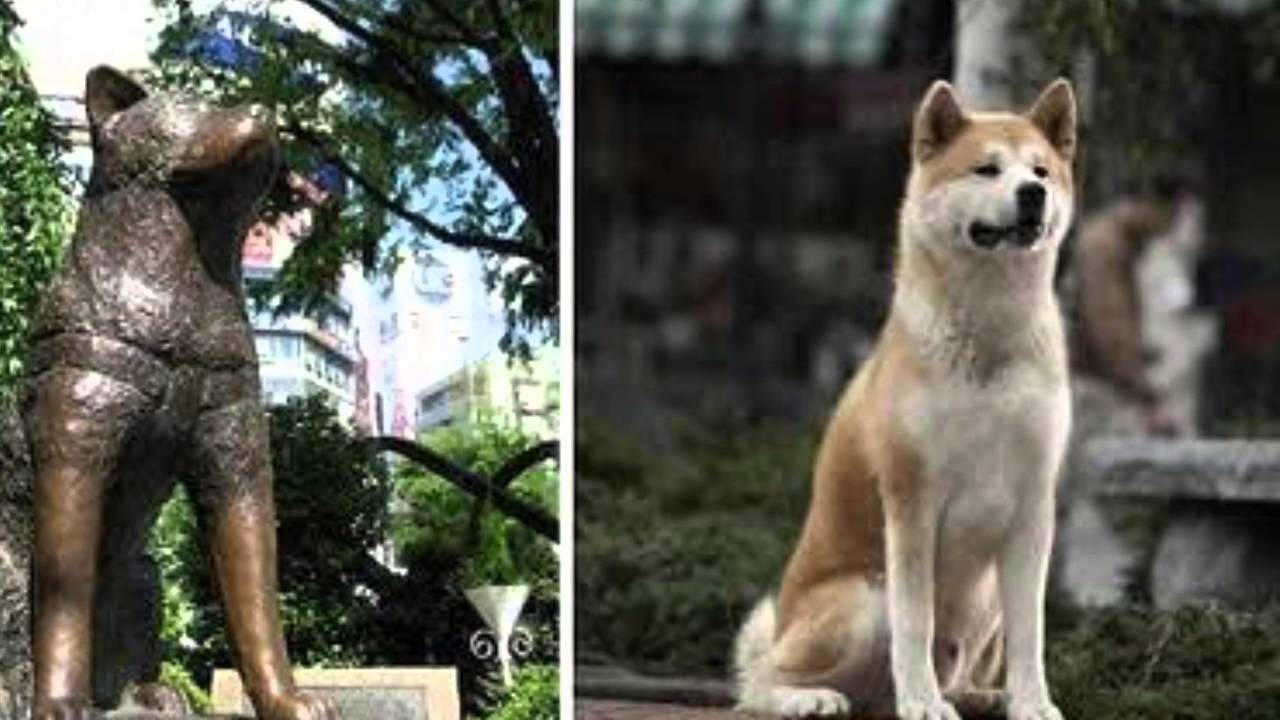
575,415 -> 815,672
394,414 -> 559,600
1049,604 -> 1280,720
158,661 -> 211,714
484,665 -> 559,720
0,1 -> 72,397
392,415 -> 560,712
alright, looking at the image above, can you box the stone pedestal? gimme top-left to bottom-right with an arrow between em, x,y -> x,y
211,668 -> 460,720
106,714 -> 248,719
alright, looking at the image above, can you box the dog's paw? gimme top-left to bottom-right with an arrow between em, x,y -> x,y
896,697 -> 961,720
946,687 -> 1008,716
768,686 -> 852,718
1008,699 -> 1064,720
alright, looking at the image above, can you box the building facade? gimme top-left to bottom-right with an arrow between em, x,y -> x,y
240,198 -> 375,430
370,246 -> 509,438
414,345 -> 561,440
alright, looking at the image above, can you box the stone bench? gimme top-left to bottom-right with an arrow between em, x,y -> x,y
1085,438 -> 1280,608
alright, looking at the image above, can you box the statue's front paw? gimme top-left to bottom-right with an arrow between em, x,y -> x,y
256,691 -> 341,720
1008,699 -> 1064,720
34,697 -> 99,720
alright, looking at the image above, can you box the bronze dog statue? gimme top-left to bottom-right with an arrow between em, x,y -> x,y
20,66 -> 338,720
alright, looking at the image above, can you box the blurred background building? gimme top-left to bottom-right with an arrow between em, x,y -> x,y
577,0 -> 955,430
415,346 -> 561,440
241,198 -> 369,427
576,0 -> 1280,437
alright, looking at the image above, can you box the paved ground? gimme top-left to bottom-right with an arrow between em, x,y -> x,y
575,665 -> 750,719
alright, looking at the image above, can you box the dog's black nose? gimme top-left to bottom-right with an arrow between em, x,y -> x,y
1017,182 -> 1046,221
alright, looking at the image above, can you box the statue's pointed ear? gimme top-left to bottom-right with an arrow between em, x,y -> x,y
1027,78 -> 1077,162
85,65 -> 148,131
913,81 -> 968,163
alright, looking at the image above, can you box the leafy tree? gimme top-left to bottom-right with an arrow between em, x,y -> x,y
394,414 -> 558,595
154,395 -> 394,685
148,0 -> 558,354
387,414 -> 559,712
153,399 -> 558,714
266,395 -> 396,664
481,664 -> 558,720
0,0 -> 71,396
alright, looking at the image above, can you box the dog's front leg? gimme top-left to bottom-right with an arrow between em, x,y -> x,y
27,369 -> 148,719
999,485 -> 1062,720
885,495 -> 958,720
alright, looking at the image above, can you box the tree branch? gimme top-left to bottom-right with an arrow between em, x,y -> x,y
284,0 -> 556,255
370,435 -> 558,542
480,0 -> 559,238
283,122 -> 554,267
491,440 -> 558,489
484,0 -> 556,147
290,0 -> 534,219
484,0 -> 518,43
421,0 -> 487,46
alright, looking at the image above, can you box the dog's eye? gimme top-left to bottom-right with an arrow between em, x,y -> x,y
973,163 -> 1000,177
1034,165 -> 1049,178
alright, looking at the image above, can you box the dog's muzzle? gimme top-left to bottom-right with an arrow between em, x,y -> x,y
969,182 -> 1047,249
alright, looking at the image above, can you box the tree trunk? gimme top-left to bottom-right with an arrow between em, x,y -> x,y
953,0 -> 1078,109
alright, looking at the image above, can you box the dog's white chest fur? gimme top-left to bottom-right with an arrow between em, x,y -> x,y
901,353 -> 1070,559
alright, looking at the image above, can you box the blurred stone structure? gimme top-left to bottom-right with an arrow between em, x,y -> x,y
1088,438 -> 1280,608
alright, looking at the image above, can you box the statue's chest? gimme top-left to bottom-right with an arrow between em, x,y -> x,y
41,191 -> 254,367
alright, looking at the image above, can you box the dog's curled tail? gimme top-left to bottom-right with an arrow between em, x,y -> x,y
732,594 -> 777,711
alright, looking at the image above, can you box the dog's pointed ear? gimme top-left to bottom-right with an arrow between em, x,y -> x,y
1027,78 -> 1076,162
913,81 -> 968,163
85,65 -> 148,131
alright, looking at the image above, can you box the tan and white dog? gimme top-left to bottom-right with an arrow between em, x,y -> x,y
733,79 -> 1077,720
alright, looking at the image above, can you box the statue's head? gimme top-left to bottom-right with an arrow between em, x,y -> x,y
84,65 -> 280,214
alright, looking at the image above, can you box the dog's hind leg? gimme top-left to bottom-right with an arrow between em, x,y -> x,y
92,427 -> 182,708
737,578 -> 891,718
942,605 -> 1007,717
